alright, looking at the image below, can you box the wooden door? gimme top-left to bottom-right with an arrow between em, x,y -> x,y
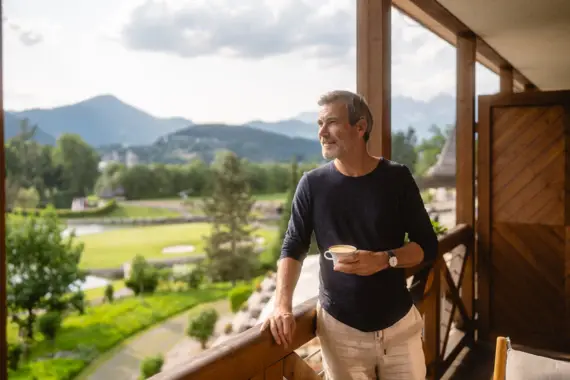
477,90 -> 570,352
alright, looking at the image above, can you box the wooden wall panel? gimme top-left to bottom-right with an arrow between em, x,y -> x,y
491,106 -> 565,225
490,223 -> 565,349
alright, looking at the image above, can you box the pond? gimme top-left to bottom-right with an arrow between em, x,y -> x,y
63,223 -> 123,238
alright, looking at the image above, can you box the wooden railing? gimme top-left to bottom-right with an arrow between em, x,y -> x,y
412,223 -> 476,379
152,223 -> 474,380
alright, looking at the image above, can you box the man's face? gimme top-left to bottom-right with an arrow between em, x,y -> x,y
317,101 -> 362,160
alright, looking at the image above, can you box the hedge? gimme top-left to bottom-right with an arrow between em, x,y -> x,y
228,284 -> 254,313
8,200 -> 118,219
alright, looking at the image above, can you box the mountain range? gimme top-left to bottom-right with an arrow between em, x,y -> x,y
4,93 -> 455,162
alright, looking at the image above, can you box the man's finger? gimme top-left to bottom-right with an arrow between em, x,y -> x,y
337,255 -> 359,264
275,318 -> 288,347
282,318 -> 292,346
334,263 -> 356,273
269,319 -> 282,345
260,319 -> 269,331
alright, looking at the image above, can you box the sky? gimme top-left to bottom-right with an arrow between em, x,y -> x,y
4,0 -> 499,124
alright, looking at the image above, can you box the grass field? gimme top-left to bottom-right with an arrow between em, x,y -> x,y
132,192 -> 287,206
78,222 -> 278,269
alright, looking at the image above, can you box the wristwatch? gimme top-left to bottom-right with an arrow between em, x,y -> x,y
386,250 -> 398,267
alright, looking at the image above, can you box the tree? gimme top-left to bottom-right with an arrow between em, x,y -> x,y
392,126 -> 418,172
53,133 -> 100,198
269,157 -> 320,268
187,309 -> 219,349
270,158 -> 299,266
414,124 -> 453,175
202,152 -> 258,283
6,207 -> 85,340
125,255 -> 159,296
13,187 -> 40,209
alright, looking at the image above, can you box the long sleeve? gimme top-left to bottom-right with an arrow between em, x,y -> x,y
401,166 -> 438,265
280,173 -> 314,262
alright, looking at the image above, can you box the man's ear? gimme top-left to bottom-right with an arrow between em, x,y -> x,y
355,118 -> 367,138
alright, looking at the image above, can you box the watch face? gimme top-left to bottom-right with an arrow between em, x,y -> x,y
389,256 -> 398,267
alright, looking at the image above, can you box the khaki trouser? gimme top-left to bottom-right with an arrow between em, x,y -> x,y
316,302 -> 426,380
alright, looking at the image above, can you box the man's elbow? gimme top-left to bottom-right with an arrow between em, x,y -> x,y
421,236 -> 439,266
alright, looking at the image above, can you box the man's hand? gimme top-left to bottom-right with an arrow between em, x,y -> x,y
334,250 -> 389,275
260,307 -> 296,347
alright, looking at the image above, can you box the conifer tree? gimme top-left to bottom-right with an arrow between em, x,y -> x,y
202,152 -> 257,283
270,158 -> 319,267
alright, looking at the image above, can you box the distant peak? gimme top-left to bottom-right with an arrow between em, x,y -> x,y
78,94 -> 125,105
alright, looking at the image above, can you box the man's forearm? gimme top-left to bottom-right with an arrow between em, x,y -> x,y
391,242 -> 424,268
274,257 -> 302,311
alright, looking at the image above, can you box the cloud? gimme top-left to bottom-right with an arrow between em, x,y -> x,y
120,0 -> 455,69
4,18 -> 44,46
121,0 -> 355,62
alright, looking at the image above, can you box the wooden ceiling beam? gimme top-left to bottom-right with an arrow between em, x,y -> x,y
392,0 -> 535,92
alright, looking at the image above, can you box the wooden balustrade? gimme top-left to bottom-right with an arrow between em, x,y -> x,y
152,223 -> 474,380
151,297 -> 319,380
420,223 -> 476,379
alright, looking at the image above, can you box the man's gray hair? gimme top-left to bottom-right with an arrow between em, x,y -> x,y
317,90 -> 374,142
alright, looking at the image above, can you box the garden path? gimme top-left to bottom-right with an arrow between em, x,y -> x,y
79,299 -> 232,380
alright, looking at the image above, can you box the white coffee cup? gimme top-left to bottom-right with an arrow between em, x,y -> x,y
324,245 -> 357,265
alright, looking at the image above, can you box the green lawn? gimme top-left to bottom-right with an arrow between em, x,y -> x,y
104,204 -> 182,218
78,223 -> 278,269
7,285 -> 232,380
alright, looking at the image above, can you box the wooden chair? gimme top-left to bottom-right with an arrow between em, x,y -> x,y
493,336 -> 570,380
492,336 -> 509,380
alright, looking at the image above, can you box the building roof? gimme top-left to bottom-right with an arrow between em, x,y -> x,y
416,127 -> 456,189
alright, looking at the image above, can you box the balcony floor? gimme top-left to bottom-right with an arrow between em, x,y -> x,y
442,343 -> 495,380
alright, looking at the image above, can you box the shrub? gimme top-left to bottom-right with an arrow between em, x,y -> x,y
431,219 -> 448,236
140,354 -> 164,379
37,311 -> 63,342
9,199 -> 118,219
224,322 -> 233,334
125,255 -> 159,295
186,266 -> 205,289
228,284 -> 253,313
69,291 -> 86,315
253,275 -> 264,292
187,308 -> 219,349
405,218 -> 447,244
7,343 -> 23,370
104,284 -> 114,303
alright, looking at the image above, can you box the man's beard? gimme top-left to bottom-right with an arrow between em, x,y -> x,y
321,144 -> 339,160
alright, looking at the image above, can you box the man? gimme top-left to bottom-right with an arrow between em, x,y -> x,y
261,90 -> 438,379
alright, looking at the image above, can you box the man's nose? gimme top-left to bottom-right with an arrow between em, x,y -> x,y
318,126 -> 328,139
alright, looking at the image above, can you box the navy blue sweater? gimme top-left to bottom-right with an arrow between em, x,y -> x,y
280,159 -> 438,332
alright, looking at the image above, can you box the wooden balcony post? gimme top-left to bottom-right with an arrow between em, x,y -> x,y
356,0 -> 391,159
455,32 -> 476,332
0,0 -> 7,378
500,66 -> 514,94
423,259 -> 442,379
